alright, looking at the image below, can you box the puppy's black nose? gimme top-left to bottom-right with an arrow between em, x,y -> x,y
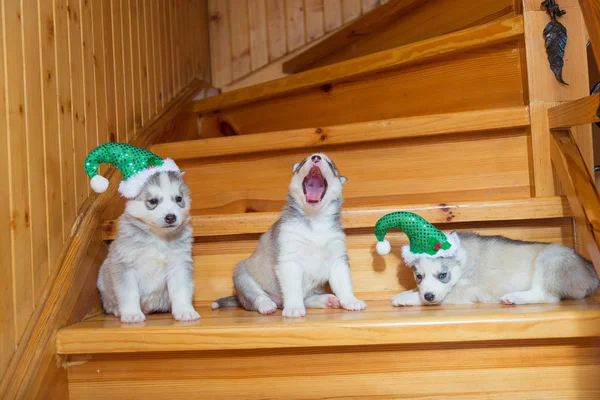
424,292 -> 435,302
311,155 -> 321,162
164,214 -> 177,224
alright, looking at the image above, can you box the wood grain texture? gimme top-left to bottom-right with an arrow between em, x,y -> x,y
189,16 -> 524,114
248,0 -> 269,71
65,338 -> 600,399
323,0 -> 343,31
0,80 -> 208,399
304,0 -> 325,41
286,0 -> 307,51
286,0 -> 515,73
208,0 -> 232,87
265,0 -> 288,61
548,93 -> 600,129
530,102 -> 558,196
102,196 -> 569,240
283,0 -> 422,73
229,0 -> 251,81
579,0 -> 600,69
342,0 -> 361,22
154,106 -> 530,160
550,130 -> 600,272
0,4 -> 15,379
57,289 -> 599,354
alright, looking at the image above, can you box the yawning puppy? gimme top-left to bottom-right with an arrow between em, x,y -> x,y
97,172 -> 200,323
212,153 -> 366,317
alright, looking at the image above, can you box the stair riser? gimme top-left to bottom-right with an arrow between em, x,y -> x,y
199,42 -> 524,137
192,219 -> 573,304
66,338 -> 600,399
181,129 -> 532,215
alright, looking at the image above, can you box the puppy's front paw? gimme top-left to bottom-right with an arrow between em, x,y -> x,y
325,295 -> 341,309
173,309 -> 200,321
282,305 -> 306,318
391,291 -> 421,307
120,310 -> 146,323
256,297 -> 278,315
340,297 -> 366,311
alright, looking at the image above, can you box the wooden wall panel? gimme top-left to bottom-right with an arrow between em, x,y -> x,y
0,0 -> 210,383
209,0 -> 382,87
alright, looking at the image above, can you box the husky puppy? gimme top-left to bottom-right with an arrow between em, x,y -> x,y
391,232 -> 599,306
212,153 -> 366,318
97,172 -> 200,323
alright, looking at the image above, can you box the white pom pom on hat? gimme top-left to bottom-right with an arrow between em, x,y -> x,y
90,175 -> 109,193
376,239 -> 391,256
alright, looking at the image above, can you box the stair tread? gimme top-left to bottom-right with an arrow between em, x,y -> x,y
187,16 -> 523,114
101,196 -> 571,240
151,106 -> 530,161
57,294 -> 600,354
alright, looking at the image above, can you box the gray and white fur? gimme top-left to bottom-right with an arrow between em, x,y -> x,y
212,153 -> 366,318
97,171 -> 200,323
392,232 -> 599,306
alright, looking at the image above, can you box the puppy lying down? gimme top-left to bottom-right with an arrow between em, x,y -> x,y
374,212 -> 599,306
212,153 -> 366,318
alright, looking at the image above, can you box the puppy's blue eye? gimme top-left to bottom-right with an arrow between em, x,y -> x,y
438,273 -> 447,279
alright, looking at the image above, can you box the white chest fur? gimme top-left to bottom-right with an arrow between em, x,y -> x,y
279,218 -> 346,292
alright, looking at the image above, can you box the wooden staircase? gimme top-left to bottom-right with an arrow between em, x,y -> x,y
56,1 -> 600,398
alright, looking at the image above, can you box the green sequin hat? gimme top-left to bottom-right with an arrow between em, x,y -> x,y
84,142 -> 180,199
374,212 -> 460,265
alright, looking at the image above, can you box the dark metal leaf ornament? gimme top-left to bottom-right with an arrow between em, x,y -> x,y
541,0 -> 568,85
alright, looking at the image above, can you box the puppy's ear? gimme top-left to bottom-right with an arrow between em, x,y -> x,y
340,176 -> 348,184
292,162 -> 300,174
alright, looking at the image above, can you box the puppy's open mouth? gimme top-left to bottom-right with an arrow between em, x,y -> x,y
303,166 -> 327,204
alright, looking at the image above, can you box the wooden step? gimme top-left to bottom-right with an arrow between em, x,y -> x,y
57,294 -> 600,355
152,106 -> 530,161
187,16 -> 523,115
283,0 -> 516,73
101,196 -> 570,240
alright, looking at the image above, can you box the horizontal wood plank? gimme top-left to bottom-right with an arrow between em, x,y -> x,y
101,196 -> 570,240
66,337 -> 600,399
188,16 -> 524,114
57,294 -> 600,354
548,93 -> 600,129
153,106 -> 530,160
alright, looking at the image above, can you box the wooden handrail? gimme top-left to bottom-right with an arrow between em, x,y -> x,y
151,106 -> 530,161
547,93 -> 600,129
186,16 -> 524,114
550,130 -> 600,272
578,0 -> 600,70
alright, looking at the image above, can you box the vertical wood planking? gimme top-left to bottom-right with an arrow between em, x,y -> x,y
342,0 -> 361,22
38,0 -> 64,269
285,0 -> 306,51
152,0 -> 163,109
91,0 -> 108,146
362,0 -> 380,13
2,0 -> 34,341
170,0 -> 181,93
229,0 -> 251,81
67,0 -> 88,208
304,0 -> 325,41
161,0 -> 173,102
119,0 -> 134,140
102,0 -> 117,143
248,0 -> 269,71
141,0 -> 155,117
22,0 -> 49,302
81,0 -> 98,151
323,0 -> 342,32
54,0 -> 76,239
0,0 -> 16,377
199,0 -> 211,82
111,0 -> 126,142
208,0 -> 232,87
128,0 -> 142,131
266,0 -> 287,62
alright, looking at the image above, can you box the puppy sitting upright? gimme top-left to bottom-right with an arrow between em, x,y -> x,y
84,143 -> 199,323
212,153 -> 366,317
374,212 -> 599,306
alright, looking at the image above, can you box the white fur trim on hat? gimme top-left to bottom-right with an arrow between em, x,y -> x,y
118,158 -> 180,198
400,231 -> 461,266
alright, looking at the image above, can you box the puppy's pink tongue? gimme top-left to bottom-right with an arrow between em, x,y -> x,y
305,177 -> 324,202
